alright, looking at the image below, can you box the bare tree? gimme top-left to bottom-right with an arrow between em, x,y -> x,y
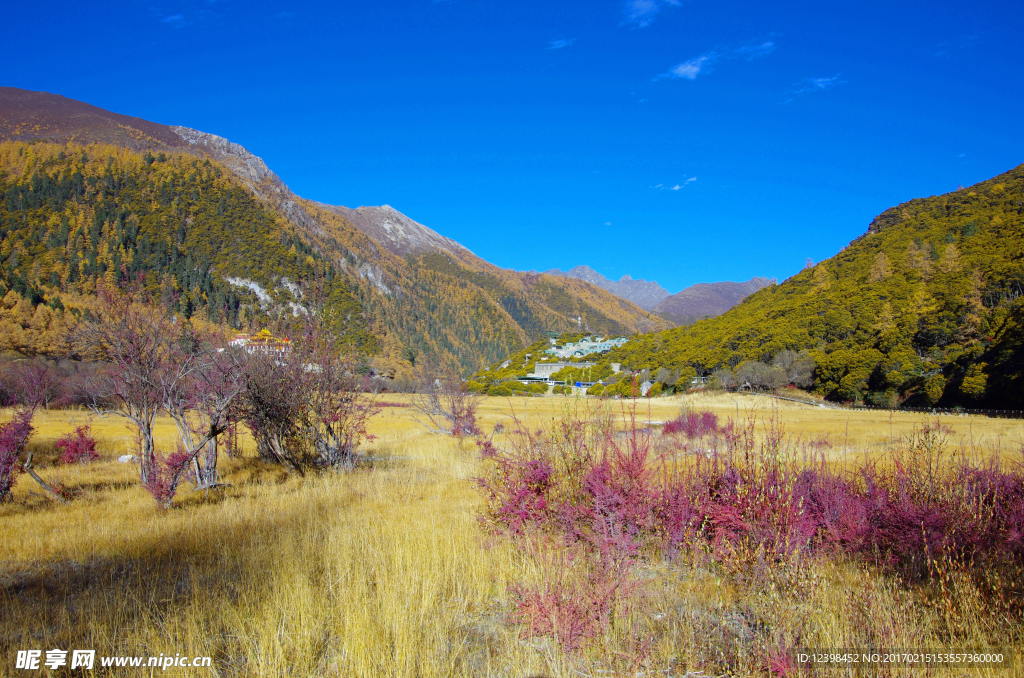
411,365 -> 481,437
73,284 -> 176,484
773,349 -> 815,388
735,361 -> 770,390
298,324 -> 380,470
162,331 -> 247,490
712,367 -> 737,390
4,360 -> 64,410
235,315 -> 380,473
654,367 -> 679,387
236,349 -> 306,473
765,366 -> 790,391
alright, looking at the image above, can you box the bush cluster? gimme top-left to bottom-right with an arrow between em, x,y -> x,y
55,426 -> 99,464
475,405 -> 1024,657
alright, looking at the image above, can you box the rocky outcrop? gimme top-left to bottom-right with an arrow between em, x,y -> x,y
316,203 -> 474,258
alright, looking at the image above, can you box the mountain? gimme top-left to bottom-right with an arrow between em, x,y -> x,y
595,166 -> 1024,408
653,277 -> 773,325
0,88 -> 666,375
545,265 -> 671,311
544,265 -> 771,322
0,87 -> 183,150
315,204 -> 474,259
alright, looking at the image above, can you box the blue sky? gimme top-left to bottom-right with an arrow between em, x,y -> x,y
5,0 -> 1023,293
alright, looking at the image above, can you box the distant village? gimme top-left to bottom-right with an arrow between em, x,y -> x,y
486,334 -> 710,396
228,329 -> 292,357
490,335 -> 626,392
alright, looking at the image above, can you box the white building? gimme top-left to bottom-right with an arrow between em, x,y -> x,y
529,361 -> 595,380
544,336 -> 628,359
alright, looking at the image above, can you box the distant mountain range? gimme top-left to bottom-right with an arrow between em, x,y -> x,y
653,277 -> 774,325
545,265 -> 771,322
544,266 -> 671,311
0,87 -> 666,375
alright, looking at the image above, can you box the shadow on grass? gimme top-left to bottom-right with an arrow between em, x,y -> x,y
0,534 -> 261,668
0,457 -> 384,673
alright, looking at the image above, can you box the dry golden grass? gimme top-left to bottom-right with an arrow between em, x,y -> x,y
1,396 -> 1022,676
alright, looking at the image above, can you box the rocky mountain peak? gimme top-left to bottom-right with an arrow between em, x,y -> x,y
545,265 -> 671,311
316,203 -> 474,258
170,126 -> 279,188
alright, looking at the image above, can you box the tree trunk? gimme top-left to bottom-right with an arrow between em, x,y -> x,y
22,450 -> 67,504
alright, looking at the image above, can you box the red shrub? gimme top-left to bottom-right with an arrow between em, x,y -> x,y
56,426 -> 99,464
478,408 -> 1024,653
480,456 -> 554,534
512,551 -> 637,653
141,449 -> 192,508
663,410 -> 720,438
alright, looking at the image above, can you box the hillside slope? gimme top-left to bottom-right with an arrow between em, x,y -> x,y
0,88 -> 665,374
0,142 -> 371,354
583,166 -> 1024,407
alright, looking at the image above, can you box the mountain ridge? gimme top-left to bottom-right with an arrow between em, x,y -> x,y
653,277 -> 774,325
0,87 -> 666,376
545,265 -> 671,310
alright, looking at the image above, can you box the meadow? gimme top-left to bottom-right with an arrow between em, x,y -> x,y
1,393 -> 1022,677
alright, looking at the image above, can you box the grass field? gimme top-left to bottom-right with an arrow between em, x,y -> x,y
1,393 -> 1022,676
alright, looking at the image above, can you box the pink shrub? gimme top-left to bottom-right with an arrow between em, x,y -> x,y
141,449 -> 193,508
512,553 -> 637,652
655,446 -> 1024,581
56,426 -> 99,464
478,408 -> 1024,654
476,423 -> 555,533
663,410 -> 720,438
766,649 -> 798,677
564,429 -> 658,562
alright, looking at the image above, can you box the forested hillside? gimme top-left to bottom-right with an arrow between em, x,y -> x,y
285,202 -> 667,376
0,88 -> 671,376
0,141 -> 370,355
558,165 -> 1024,408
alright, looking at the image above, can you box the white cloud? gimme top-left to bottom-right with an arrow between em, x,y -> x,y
661,41 -> 774,80
162,13 -> 186,26
793,74 -> 841,94
548,38 -> 576,49
736,41 -> 776,59
669,54 -> 715,80
783,74 -> 843,102
623,0 -> 681,29
657,177 -> 696,190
